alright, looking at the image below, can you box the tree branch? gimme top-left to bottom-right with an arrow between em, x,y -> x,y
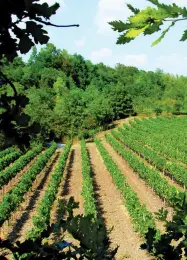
164,17 -> 187,22
0,70 -> 17,97
34,18 -> 79,28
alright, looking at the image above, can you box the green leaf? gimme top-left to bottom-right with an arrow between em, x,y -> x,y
155,208 -> 168,221
128,7 -> 168,27
144,22 -> 162,35
180,7 -> 187,18
180,30 -> 187,41
19,35 -> 34,54
127,4 -> 140,14
152,22 -> 175,46
148,0 -> 184,17
126,25 -> 149,38
116,34 -> 134,44
108,21 -> 132,32
148,0 -> 159,6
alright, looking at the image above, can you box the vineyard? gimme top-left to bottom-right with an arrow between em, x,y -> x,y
0,116 -> 187,259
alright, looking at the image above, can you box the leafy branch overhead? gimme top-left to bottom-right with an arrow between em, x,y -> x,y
109,0 -> 187,46
0,0 -> 79,61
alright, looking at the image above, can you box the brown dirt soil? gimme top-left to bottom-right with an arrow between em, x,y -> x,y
0,150 -> 61,242
51,144 -> 84,225
49,151 -> 72,225
87,142 -> 152,260
62,144 -> 84,216
49,145 -> 84,250
101,139 -> 174,230
50,145 -> 84,224
0,151 -> 44,201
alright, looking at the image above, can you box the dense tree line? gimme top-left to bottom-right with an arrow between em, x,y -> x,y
1,43 -> 187,146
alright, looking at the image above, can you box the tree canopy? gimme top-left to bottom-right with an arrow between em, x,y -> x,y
1,43 -> 187,147
109,0 -> 187,46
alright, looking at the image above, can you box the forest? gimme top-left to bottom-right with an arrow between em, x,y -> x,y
1,42 -> 187,147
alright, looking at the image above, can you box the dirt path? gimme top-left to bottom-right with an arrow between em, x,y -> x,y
101,139 -> 174,229
1,150 -> 61,242
51,145 -> 84,223
87,142 -> 152,260
63,145 -> 84,215
0,151 -> 44,201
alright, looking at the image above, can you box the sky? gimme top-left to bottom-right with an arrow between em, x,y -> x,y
31,0 -> 187,76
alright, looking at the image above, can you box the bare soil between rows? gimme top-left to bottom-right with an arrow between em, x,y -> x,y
61,145 -> 84,216
87,142 -> 152,260
50,145 -> 84,224
0,150 -> 61,242
0,151 -> 45,201
101,138 -> 174,231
